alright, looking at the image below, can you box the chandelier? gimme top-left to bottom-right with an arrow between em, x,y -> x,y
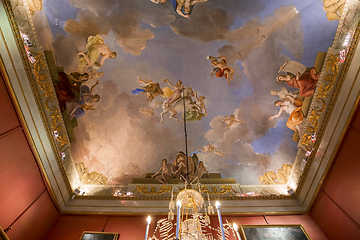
144,184 -> 242,240
143,93 -> 242,240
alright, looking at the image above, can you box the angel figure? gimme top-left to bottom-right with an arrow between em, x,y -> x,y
152,159 -> 175,184
140,108 -> 154,118
208,56 -> 234,84
66,80 -> 101,119
67,72 -> 90,84
277,60 -> 320,98
131,77 -> 163,102
221,115 -> 246,128
78,35 -> 117,72
182,90 -> 207,123
66,72 -> 91,91
269,95 -> 303,132
199,142 -> 224,157
171,0 -> 208,18
162,78 -> 185,108
270,87 -> 298,100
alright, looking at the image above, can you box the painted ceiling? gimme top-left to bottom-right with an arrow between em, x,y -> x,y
25,0 -> 340,186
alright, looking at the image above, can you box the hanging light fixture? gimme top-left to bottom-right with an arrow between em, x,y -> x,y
144,88 -> 240,240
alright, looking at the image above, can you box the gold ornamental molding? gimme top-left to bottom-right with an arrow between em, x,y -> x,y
297,15 -> 360,193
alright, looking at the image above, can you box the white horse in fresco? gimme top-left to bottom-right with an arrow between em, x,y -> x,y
160,87 -> 201,123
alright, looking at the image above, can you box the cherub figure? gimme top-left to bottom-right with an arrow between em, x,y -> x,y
208,56 -> 234,84
199,142 -> 224,157
140,108 -> 154,118
88,70 -> 104,81
221,115 -> 246,128
66,80 -> 101,119
172,0 -> 208,18
150,0 -> 167,4
269,95 -> 303,132
270,87 -> 298,100
152,159 -> 175,184
182,90 -> 207,123
78,35 -> 117,72
190,161 -> 209,181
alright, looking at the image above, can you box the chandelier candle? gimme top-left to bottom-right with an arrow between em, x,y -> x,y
176,200 -> 181,239
233,223 -> 242,240
215,201 -> 226,240
145,215 -> 151,240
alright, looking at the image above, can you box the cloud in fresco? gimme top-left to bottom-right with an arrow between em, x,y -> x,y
218,6 -> 302,64
170,5 -> 234,43
56,0 -> 163,60
200,107 -> 295,184
71,80 -> 208,184
169,0 -> 265,43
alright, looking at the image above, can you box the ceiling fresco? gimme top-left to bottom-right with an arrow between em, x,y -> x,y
3,0 -> 360,214
26,0 -> 342,187
9,0 -> 360,201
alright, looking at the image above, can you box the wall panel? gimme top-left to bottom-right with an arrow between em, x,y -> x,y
310,102 -> 360,239
321,128 -> 360,225
104,216 -> 156,240
42,215 -> 108,240
0,129 -> 46,228
6,192 -> 59,240
0,71 -> 20,135
311,191 -> 360,240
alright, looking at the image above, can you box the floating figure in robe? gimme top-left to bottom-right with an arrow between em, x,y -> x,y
66,80 -> 101,119
78,35 -> 117,72
269,95 -> 303,132
277,60 -> 320,98
270,87 -> 298,100
199,142 -> 224,157
182,90 -> 207,123
159,80 -> 201,123
208,56 -> 234,84
162,78 -> 184,108
221,115 -> 246,128
131,77 -> 163,102
170,0 -> 208,18
140,108 -> 154,118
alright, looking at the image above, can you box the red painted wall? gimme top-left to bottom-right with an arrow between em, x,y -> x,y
310,104 -> 360,239
0,66 -> 60,239
43,214 -> 327,240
